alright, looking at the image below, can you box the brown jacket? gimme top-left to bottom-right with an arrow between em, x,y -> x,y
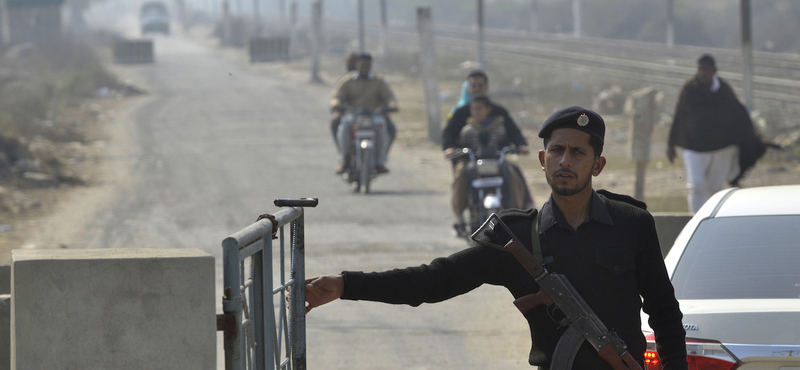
329,72 -> 398,111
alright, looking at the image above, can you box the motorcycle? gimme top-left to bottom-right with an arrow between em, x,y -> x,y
448,146 -> 518,237
340,108 -> 388,193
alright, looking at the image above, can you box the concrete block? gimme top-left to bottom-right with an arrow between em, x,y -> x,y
653,213 -> 693,257
11,249 -> 215,370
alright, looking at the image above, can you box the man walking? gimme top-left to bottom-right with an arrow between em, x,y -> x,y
667,54 -> 762,212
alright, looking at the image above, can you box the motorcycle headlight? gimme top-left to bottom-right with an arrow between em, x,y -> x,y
483,194 -> 502,210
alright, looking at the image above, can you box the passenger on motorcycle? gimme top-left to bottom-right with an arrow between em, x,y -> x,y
329,53 -> 398,175
443,94 -> 532,237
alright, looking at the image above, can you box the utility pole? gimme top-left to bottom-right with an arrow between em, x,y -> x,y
476,0 -> 484,68
289,1 -> 297,58
379,0 -> 388,58
572,0 -> 581,38
740,0 -> 754,112
357,0 -> 365,53
0,0 -> 8,46
528,0 -> 538,34
665,0 -> 674,46
311,0 -> 323,83
252,0 -> 260,35
417,6 -> 441,144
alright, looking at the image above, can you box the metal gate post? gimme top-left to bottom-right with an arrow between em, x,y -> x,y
252,241 -> 267,369
290,214 -> 307,370
222,237 -> 244,370
264,235 -> 277,369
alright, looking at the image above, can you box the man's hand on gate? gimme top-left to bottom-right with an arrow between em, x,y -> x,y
304,275 -> 345,313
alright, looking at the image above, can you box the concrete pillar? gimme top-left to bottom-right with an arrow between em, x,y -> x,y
626,87 -> 659,201
11,249 -> 216,370
653,213 -> 693,257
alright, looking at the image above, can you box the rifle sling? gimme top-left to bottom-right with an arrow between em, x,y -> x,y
530,210 -> 543,265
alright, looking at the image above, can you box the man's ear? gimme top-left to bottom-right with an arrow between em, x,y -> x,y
538,150 -> 546,170
593,156 -> 606,177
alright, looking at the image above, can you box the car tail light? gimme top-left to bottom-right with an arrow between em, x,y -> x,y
643,332 -> 740,370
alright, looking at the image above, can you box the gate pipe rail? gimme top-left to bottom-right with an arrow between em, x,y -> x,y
219,198 -> 318,370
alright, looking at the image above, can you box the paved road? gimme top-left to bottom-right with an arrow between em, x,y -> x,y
74,17 -> 534,370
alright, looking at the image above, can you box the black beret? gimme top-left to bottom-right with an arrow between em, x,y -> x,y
538,106 -> 605,143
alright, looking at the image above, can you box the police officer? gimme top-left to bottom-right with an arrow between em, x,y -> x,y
305,106 -> 689,370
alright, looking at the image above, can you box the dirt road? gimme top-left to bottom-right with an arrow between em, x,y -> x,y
4,18 -> 537,369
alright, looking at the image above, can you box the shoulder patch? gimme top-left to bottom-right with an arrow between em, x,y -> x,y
597,189 -> 647,210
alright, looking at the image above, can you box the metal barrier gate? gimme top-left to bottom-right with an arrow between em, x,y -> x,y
218,198 -> 318,370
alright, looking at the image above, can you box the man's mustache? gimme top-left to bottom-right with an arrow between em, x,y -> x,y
553,169 -> 577,177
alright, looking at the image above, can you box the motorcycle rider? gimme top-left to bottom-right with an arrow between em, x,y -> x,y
444,94 -> 531,237
328,53 -> 359,146
444,70 -> 535,208
329,53 -> 399,175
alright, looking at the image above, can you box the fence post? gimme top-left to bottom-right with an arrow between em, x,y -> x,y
625,87 -> 659,201
310,0 -> 323,83
417,5 -> 441,144
290,215 -> 307,370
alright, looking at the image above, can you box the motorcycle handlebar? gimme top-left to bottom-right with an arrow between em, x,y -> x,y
445,146 -> 518,161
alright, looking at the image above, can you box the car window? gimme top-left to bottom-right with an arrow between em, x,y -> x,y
671,215 -> 800,300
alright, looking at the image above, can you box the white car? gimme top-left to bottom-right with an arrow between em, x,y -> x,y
642,185 -> 800,370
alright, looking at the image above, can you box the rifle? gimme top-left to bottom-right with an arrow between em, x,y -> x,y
471,213 -> 643,370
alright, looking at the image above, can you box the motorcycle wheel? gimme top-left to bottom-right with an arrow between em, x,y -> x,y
361,146 -> 373,194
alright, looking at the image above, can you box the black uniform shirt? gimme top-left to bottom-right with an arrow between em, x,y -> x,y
340,190 -> 688,369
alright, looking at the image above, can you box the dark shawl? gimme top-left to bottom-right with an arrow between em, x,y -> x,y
668,76 -> 767,185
